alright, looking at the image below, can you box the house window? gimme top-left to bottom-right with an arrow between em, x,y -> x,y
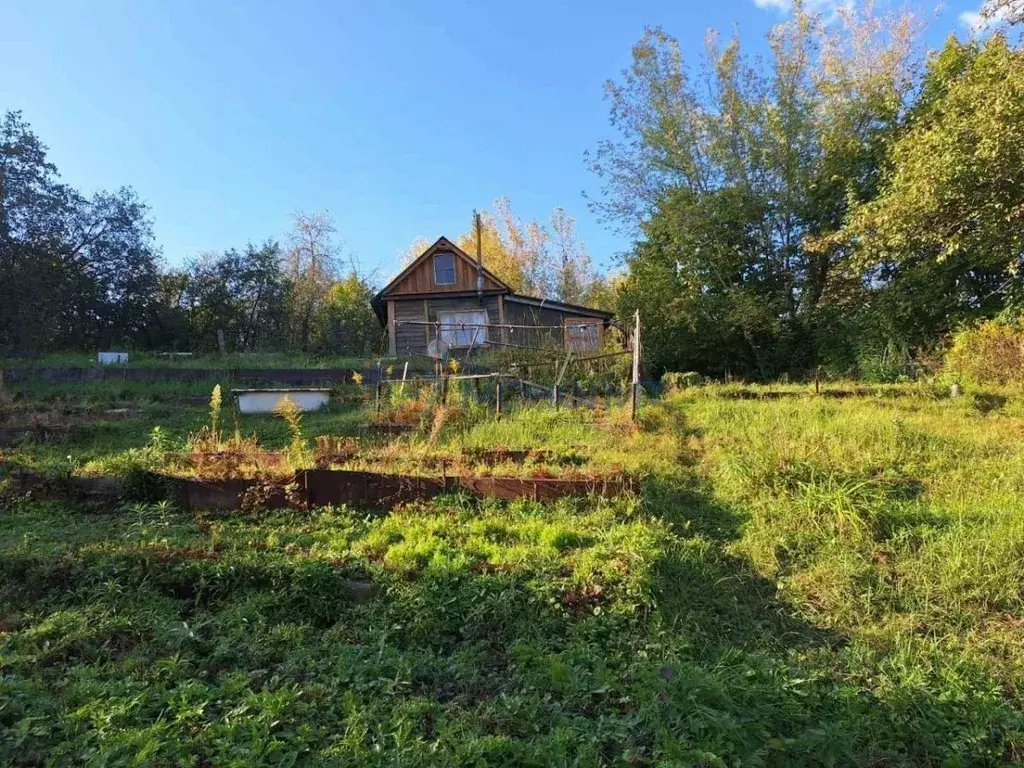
565,319 -> 601,351
433,253 -> 456,285
439,311 -> 488,347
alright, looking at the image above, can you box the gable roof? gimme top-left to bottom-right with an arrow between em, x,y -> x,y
376,236 -> 511,299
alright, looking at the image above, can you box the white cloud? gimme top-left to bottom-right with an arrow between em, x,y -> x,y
960,0 -> 1024,33
959,9 -> 985,31
751,0 -> 854,16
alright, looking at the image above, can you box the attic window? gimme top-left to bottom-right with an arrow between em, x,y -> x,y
433,253 -> 456,285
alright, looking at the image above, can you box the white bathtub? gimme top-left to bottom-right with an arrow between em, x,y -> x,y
232,389 -> 331,414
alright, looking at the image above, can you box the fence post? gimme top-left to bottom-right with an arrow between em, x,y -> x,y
375,362 -> 382,414
441,374 -> 449,406
495,377 -> 502,419
552,384 -> 559,409
630,310 -> 641,424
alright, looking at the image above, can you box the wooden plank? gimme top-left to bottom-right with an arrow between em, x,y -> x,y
386,300 -> 397,356
498,294 -> 507,345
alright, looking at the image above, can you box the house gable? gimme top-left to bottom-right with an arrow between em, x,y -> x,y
379,237 -> 510,298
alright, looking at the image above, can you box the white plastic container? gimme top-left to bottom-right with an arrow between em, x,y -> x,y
97,352 -> 129,365
232,388 -> 331,414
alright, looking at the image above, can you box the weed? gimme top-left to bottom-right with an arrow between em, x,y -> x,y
209,384 -> 223,441
272,395 -> 305,463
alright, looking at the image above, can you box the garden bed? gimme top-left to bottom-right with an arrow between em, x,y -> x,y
6,467 -> 633,510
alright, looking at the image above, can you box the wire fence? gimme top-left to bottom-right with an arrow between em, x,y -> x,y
366,310 -> 643,420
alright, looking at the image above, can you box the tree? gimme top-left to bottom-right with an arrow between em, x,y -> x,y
64,187 -> 162,347
550,207 -> 597,304
283,211 -> 342,351
451,199 -> 602,301
454,200 -> 534,293
178,241 -> 289,351
399,236 -> 432,267
834,34 -> 1024,349
594,4 -> 921,376
312,271 -> 380,356
0,110 -> 160,353
981,0 -> 1024,27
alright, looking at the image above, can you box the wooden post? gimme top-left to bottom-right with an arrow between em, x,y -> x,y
216,329 -> 227,355
630,310 -> 641,424
495,377 -> 502,419
441,374 -> 449,405
386,300 -> 397,357
375,362 -> 382,414
498,295 -> 508,345
552,384 -> 559,409
398,361 -> 408,397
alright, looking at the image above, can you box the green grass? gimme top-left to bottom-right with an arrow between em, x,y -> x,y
3,383 -> 1024,764
0,352 -> 411,370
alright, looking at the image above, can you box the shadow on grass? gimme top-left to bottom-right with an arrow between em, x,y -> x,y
642,472 -> 841,655
0,493 -> 1017,766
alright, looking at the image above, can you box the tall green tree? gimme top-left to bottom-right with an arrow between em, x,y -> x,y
177,241 -> 289,351
284,211 -> 341,351
592,5 -> 922,377
312,271 -> 380,356
838,34 -> 1024,313
0,110 -> 160,353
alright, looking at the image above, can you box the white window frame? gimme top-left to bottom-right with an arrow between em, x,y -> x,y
439,310 -> 488,348
433,253 -> 456,286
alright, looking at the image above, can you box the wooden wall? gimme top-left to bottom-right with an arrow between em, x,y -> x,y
390,295 -> 501,355
386,250 -> 505,296
392,299 -> 429,356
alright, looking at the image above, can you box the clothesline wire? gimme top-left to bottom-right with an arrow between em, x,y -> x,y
392,319 -> 600,331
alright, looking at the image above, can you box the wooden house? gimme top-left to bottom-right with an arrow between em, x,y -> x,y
372,237 -> 613,357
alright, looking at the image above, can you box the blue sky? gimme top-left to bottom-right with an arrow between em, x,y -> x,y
2,0 -> 988,283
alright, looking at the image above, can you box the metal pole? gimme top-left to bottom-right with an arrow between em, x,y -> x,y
630,310 -> 640,424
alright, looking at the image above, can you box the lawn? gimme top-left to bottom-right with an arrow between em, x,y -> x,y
2,382 -> 1024,765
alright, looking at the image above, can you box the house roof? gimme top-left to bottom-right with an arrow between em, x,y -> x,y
505,293 -> 614,321
370,236 -> 614,326
371,236 -> 511,323
376,236 -> 511,298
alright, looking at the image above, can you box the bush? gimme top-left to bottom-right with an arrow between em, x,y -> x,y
856,342 -> 913,383
661,371 -> 702,392
944,318 -> 1024,387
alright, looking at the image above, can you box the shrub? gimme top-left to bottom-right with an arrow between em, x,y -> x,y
944,318 -> 1024,387
856,342 -> 913,383
661,371 -> 702,392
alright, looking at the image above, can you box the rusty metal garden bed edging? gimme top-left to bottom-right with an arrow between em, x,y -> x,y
7,468 -> 632,510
